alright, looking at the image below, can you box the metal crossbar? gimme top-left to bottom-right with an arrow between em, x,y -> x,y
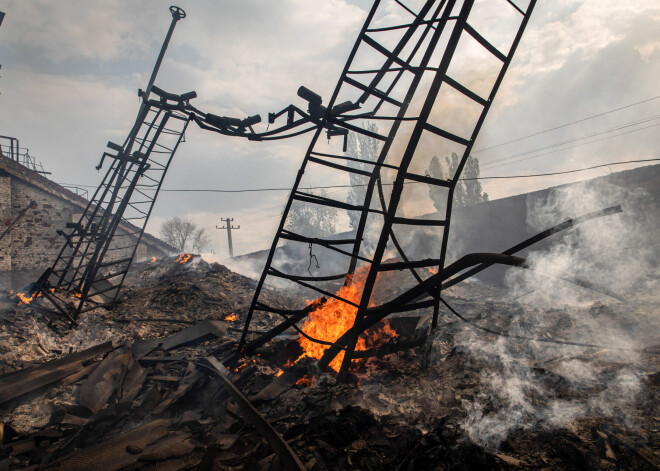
239,0 -> 538,381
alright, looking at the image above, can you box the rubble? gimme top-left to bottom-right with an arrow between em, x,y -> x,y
0,254 -> 658,470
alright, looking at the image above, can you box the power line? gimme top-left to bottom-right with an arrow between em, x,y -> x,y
482,121 -> 660,170
473,94 -> 660,153
481,114 -> 660,168
464,158 -> 660,180
56,157 -> 660,194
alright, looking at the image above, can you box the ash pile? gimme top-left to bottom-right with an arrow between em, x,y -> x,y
0,254 -> 658,470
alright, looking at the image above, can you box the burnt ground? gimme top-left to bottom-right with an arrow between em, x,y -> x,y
0,255 -> 658,470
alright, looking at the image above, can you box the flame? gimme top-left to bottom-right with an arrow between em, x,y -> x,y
224,313 -> 238,322
428,266 -> 438,275
9,290 -> 13,294
50,288 -> 55,293
73,291 -> 82,298
296,375 -> 314,388
275,370 -> 284,377
149,256 -> 157,263
175,253 -> 192,264
295,266 -> 397,372
16,293 -> 33,305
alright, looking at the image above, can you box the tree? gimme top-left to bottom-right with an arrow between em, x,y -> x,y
160,217 -> 211,253
345,122 -> 380,230
426,153 -> 488,211
286,188 -> 338,238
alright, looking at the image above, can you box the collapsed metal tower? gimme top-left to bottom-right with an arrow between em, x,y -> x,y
33,7 -> 192,320
238,0 -> 538,379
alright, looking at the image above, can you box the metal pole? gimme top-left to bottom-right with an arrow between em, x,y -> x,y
143,6 -> 186,103
217,218 -> 240,258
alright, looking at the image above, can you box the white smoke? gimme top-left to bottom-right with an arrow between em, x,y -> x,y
456,179 -> 658,449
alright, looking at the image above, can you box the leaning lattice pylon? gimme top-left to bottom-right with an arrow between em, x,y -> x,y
239,0 -> 536,380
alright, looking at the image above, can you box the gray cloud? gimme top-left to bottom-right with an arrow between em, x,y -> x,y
0,1 -> 658,257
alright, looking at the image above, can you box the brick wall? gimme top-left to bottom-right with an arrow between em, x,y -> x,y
0,175 -> 11,272
0,165 -> 174,290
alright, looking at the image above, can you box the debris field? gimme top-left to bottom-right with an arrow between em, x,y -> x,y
0,254 -> 658,470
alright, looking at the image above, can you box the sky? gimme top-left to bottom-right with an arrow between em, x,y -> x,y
0,0 -> 659,260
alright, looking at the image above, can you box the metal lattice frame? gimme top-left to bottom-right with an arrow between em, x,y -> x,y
35,98 -> 191,320
238,0 -> 537,379
33,7 -> 191,320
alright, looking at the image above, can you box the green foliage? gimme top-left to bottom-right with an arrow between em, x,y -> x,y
345,123 -> 380,230
286,188 -> 338,238
427,153 -> 488,211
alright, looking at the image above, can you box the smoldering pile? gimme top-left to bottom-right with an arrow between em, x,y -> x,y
0,253 -> 658,470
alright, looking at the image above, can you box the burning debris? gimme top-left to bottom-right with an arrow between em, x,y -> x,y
294,267 -> 398,373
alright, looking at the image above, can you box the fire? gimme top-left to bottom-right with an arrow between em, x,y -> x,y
224,313 -> 238,322
275,370 -> 284,377
295,266 -> 398,372
175,253 -> 192,264
73,291 -> 82,298
16,293 -> 33,305
428,266 -> 438,275
149,256 -> 157,263
296,375 -> 314,388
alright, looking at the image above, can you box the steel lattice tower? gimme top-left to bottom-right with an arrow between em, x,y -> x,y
33,7 -> 192,321
238,0 -> 537,379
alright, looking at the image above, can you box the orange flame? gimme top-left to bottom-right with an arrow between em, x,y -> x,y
428,266 -> 438,275
16,293 -> 33,305
296,375 -> 314,388
295,266 -> 397,372
149,256 -> 156,263
275,370 -> 284,377
224,313 -> 238,322
175,253 -> 192,264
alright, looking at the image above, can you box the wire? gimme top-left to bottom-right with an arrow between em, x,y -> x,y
462,158 -> 660,180
481,114 -> 660,168
55,156 -> 660,193
474,94 -> 660,153
438,296 -> 657,354
482,122 -> 660,171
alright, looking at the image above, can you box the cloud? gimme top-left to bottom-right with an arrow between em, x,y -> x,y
1,0 -> 659,255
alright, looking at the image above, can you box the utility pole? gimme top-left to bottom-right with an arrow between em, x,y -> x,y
216,218 -> 240,257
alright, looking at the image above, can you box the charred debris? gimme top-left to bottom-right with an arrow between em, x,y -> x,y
1,0 -> 659,470
0,253 -> 658,470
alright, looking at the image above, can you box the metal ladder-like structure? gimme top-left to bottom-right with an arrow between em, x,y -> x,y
33,6 -> 191,321
35,98 -> 191,320
238,0 -> 537,379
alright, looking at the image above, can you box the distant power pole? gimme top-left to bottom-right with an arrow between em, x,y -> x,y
216,217 -> 240,257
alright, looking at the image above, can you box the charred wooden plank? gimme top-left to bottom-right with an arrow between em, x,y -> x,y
0,342 -> 114,404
